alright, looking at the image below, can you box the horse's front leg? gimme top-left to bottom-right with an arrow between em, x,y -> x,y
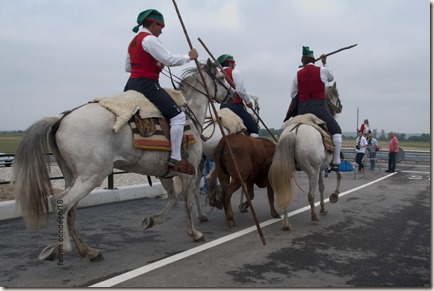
194,171 -> 208,222
142,178 -> 178,229
329,171 -> 342,204
182,176 -> 204,242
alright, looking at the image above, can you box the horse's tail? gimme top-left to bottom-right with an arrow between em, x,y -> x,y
13,116 -> 61,230
268,129 -> 297,210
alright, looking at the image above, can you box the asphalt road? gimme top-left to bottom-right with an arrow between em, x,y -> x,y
0,163 -> 430,288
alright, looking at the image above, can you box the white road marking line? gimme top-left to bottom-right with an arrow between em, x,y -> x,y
89,172 -> 404,287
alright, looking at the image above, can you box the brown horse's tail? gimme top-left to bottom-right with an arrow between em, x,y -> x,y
13,116 -> 61,230
268,129 -> 297,210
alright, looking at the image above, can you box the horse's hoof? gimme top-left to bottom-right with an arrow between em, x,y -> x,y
320,208 -> 328,215
198,215 -> 208,222
282,222 -> 292,231
239,203 -> 249,212
311,216 -> 320,221
142,217 -> 154,229
38,245 -> 58,261
329,193 -> 339,203
88,250 -> 104,262
193,232 -> 205,242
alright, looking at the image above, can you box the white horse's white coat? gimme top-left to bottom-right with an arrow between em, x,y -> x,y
13,60 -> 233,261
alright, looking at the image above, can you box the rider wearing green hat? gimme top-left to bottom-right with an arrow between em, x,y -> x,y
124,9 -> 199,175
216,54 -> 259,138
288,46 -> 343,171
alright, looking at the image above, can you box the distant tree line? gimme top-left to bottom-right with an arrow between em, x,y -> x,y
258,128 -> 430,141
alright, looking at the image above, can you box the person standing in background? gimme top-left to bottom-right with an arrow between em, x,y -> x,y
360,119 -> 370,136
355,130 -> 368,172
366,130 -> 379,170
386,131 -> 399,173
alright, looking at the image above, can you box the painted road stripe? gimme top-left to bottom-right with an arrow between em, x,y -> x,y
89,172 -> 404,287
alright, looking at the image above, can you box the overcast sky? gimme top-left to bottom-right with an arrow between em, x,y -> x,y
0,0 -> 430,134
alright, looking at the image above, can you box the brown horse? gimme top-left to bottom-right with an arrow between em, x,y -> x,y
207,134 -> 280,227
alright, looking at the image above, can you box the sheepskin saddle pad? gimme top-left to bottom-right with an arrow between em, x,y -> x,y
211,108 -> 247,134
92,89 -> 187,132
282,113 -> 335,152
92,89 -> 196,151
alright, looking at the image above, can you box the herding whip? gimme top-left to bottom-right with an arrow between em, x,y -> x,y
172,0 -> 267,246
299,44 -> 357,68
197,37 -> 278,143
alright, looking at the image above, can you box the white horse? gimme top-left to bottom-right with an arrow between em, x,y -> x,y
12,60 -> 233,261
268,83 -> 343,230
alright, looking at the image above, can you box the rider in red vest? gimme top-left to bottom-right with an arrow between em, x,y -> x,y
216,54 -> 259,138
289,46 -> 343,171
124,9 -> 198,175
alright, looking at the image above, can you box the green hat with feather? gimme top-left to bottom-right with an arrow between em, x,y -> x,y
302,46 -> 315,59
216,54 -> 235,66
132,9 -> 165,33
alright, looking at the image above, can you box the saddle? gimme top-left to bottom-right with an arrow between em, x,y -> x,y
283,113 -> 335,153
129,113 -> 196,152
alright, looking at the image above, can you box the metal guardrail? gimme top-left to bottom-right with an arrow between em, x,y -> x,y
341,148 -> 430,164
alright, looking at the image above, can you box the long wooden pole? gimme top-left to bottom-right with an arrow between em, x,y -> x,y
299,44 -> 357,68
197,37 -> 277,143
172,0 -> 266,246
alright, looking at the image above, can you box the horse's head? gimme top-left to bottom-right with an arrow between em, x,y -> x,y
325,82 -> 343,116
179,59 -> 235,104
202,59 -> 236,103
247,95 -> 260,125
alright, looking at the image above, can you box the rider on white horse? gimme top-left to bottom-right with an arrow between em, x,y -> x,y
289,46 -> 342,171
124,9 -> 197,175
216,54 -> 260,138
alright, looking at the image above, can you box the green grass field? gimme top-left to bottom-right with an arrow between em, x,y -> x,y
0,135 -> 22,153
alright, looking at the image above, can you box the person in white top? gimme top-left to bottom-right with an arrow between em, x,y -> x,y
124,9 -> 198,175
216,54 -> 259,138
355,130 -> 368,172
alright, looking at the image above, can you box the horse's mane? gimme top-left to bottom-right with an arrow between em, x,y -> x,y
179,61 -> 211,90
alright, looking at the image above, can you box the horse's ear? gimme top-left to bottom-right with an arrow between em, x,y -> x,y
206,58 -> 213,68
333,82 -> 337,89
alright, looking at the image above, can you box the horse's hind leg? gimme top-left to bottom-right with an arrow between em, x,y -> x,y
308,170 -> 320,221
68,206 -> 103,261
318,174 -> 327,214
39,179 -> 102,261
239,182 -> 254,213
266,185 -> 280,218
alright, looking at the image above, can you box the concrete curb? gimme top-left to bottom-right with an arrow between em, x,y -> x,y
0,182 -> 167,221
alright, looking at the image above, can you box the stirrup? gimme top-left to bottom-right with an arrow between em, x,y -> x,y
326,163 -> 340,173
168,158 -> 196,175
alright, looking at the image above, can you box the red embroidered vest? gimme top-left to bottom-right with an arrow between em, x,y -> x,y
297,65 -> 325,101
223,68 -> 242,103
128,32 -> 161,80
